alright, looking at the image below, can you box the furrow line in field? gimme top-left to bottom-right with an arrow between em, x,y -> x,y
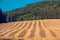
18,21 -> 32,38
14,21 -> 28,39
40,20 -> 54,40
3,22 -> 24,37
0,22 -> 20,36
28,20 -> 36,38
42,21 -> 60,37
0,22 -> 16,33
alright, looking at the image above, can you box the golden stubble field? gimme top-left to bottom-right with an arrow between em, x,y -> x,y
0,19 -> 60,40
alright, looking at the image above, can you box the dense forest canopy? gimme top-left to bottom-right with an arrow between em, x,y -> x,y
0,1 -> 60,23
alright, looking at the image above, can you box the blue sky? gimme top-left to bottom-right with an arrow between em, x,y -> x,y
1,0 -> 44,12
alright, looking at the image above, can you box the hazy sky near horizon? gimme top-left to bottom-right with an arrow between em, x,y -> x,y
1,0 -> 44,12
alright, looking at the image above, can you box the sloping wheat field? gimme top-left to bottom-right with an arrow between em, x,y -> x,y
0,19 -> 60,40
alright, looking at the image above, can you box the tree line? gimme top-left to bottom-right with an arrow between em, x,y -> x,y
0,9 -> 60,23
0,9 -> 6,23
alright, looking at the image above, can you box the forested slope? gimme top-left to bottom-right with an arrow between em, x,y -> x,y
1,1 -> 60,22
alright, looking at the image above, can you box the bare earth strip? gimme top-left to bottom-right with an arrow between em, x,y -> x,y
0,19 -> 60,40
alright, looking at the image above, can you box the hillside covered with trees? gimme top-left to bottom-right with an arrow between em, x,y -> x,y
0,1 -> 60,23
